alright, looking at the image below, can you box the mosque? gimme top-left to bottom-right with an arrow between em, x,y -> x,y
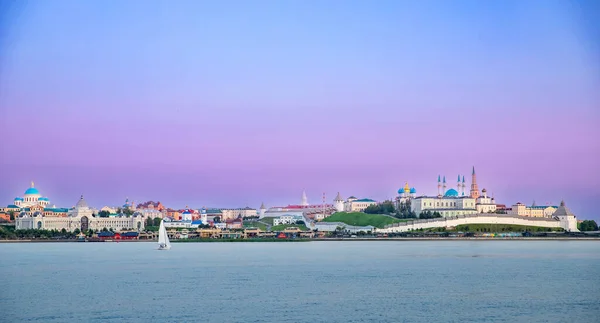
397,167 -> 498,217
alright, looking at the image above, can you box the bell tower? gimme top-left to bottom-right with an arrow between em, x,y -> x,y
470,166 -> 480,199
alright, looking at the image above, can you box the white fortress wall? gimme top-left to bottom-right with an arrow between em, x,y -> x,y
377,214 -> 563,233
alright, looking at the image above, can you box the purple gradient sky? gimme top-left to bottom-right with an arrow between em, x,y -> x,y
1,1 -> 599,219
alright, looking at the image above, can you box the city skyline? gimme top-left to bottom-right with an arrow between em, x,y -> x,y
1,1 -> 599,220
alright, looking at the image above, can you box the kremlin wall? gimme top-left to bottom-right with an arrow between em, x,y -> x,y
0,167 -> 581,234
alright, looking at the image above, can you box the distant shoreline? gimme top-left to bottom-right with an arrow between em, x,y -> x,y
1,237 -> 599,243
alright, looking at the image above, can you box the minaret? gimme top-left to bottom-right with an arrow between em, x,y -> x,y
457,175 -> 461,193
442,176 -> 447,195
462,176 -> 466,196
470,166 -> 480,199
301,190 -> 308,206
437,175 -> 441,196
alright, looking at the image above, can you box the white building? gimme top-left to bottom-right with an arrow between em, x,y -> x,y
273,215 -> 304,226
219,207 -> 258,220
476,189 -> 497,213
9,182 -> 51,208
17,195 -> 144,232
343,196 -> 377,212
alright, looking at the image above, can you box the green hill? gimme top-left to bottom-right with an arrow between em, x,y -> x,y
243,221 -> 267,231
321,212 -> 403,229
260,217 -> 275,225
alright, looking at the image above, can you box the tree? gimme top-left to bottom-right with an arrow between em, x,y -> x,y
364,200 -> 396,215
153,217 -> 161,226
396,201 -> 417,219
419,210 -> 442,219
123,208 -> 134,216
98,210 -> 110,217
9,212 -> 15,221
73,228 -> 80,235
578,220 -> 598,231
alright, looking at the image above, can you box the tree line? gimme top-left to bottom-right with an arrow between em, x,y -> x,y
578,220 -> 598,231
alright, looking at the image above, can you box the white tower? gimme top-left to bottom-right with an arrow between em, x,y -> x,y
301,190 -> 308,206
259,202 -> 266,218
201,207 -> 207,224
334,192 -> 344,212
554,200 -> 579,232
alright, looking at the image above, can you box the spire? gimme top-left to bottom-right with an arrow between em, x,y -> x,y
301,190 -> 308,206
260,202 -> 266,209
443,176 -> 446,183
457,175 -> 461,182
31,181 -> 35,188
462,175 -> 465,183
470,166 -> 480,199
438,175 -> 441,183
334,192 -> 343,202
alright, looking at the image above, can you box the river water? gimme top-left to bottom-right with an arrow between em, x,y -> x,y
0,241 -> 598,322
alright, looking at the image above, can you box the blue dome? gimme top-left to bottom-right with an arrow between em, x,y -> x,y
14,197 -> 23,201
24,187 -> 40,195
444,188 -> 459,197
397,188 -> 403,194
38,197 -> 49,201
410,187 -> 416,194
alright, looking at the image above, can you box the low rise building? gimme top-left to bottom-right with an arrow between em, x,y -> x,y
344,197 -> 377,212
507,202 -> 557,218
273,214 -> 304,225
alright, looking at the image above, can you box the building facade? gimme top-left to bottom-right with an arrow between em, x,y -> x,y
507,202 -> 557,217
16,195 -> 144,232
344,197 -> 377,212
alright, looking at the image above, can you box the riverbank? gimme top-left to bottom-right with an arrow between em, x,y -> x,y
2,236 -> 600,243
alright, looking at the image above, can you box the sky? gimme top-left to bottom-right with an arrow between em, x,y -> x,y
0,0 -> 599,219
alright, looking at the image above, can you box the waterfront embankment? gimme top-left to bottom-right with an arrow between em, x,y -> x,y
2,237 -> 600,243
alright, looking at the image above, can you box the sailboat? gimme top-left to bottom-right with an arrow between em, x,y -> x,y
157,220 -> 171,250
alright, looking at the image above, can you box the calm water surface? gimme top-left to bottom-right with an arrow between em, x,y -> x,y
1,241 -> 599,323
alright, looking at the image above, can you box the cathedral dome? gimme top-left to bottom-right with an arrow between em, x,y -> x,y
444,189 -> 459,197
410,188 -> 416,194
24,187 -> 40,195
75,195 -> 89,208
397,188 -> 403,194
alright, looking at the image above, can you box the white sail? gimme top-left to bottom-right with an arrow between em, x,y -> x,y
158,220 -> 171,250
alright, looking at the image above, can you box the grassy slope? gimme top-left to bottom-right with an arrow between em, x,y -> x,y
260,217 -> 275,226
321,212 -> 403,229
244,221 -> 267,231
